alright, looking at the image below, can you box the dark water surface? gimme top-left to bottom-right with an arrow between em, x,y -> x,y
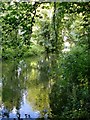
0,54 -> 58,119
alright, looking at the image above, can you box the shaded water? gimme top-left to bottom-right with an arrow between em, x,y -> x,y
0,54 -> 58,119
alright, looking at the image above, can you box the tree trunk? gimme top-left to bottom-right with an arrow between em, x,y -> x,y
52,2 -> 58,52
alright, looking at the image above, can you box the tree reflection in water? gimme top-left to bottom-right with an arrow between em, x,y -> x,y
1,54 -> 58,118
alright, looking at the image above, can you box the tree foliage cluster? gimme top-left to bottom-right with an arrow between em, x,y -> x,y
1,2 -> 41,59
49,2 -> 90,120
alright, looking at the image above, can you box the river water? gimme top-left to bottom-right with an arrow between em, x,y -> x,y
0,54 -> 58,119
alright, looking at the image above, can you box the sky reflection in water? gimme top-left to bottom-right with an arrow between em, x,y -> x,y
1,55 -> 56,119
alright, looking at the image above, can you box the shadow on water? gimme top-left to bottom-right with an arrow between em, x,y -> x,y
0,53 -> 59,119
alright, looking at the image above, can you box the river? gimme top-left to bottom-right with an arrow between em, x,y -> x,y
0,54 -> 58,119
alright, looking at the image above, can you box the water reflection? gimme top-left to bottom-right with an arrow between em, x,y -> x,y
8,90 -> 40,118
1,54 -> 58,118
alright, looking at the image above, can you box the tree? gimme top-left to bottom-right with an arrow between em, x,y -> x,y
49,2 -> 90,119
1,2 -> 40,59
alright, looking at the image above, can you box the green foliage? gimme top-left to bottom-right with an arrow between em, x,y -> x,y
1,2 -> 40,60
50,45 -> 89,119
1,1 -> 90,119
49,2 -> 90,119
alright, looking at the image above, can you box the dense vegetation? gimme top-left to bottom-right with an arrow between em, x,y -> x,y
1,1 -> 90,119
